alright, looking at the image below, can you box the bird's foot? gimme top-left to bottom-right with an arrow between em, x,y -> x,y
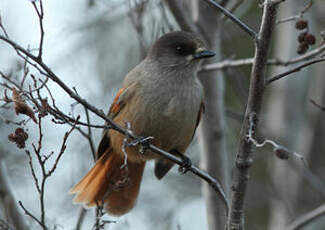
128,136 -> 154,154
178,155 -> 192,174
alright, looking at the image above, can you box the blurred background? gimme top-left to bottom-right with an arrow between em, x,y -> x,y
0,0 -> 324,229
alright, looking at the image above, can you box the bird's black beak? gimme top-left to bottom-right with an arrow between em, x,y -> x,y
193,50 -> 216,60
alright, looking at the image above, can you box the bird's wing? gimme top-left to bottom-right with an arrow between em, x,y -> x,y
191,101 -> 205,140
96,83 -> 136,160
154,101 -> 205,179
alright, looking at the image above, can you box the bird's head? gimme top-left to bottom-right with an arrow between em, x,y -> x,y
147,31 -> 215,71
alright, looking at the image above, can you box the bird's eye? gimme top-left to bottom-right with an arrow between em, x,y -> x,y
176,46 -> 183,53
175,45 -> 190,56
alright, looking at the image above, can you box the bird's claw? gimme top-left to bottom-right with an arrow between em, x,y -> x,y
128,136 -> 154,154
178,155 -> 192,174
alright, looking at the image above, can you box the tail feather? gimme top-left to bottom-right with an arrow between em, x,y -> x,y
70,150 -> 145,216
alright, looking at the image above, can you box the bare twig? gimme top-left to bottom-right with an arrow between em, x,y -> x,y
310,99 -> 325,111
84,106 -> 96,160
246,113 -> 306,163
0,16 -> 9,38
20,116 -> 77,230
74,208 -> 87,230
227,1 -> 278,229
31,0 -> 45,59
276,1 -> 313,24
18,201 -> 45,229
200,0 -> 257,39
266,57 -> 325,85
285,203 -> 325,230
93,205 -> 116,230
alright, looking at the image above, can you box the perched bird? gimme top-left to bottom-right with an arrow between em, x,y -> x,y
70,31 -> 215,216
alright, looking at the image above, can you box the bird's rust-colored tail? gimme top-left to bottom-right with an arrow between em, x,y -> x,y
70,150 -> 145,216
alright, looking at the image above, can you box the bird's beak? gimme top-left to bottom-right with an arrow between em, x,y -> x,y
193,48 -> 216,60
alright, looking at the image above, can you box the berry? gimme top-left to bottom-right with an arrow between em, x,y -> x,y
305,34 -> 316,45
295,20 -> 308,30
297,42 -> 309,55
298,32 -> 307,43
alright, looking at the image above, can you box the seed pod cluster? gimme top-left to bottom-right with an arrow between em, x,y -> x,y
295,19 -> 316,55
8,128 -> 29,149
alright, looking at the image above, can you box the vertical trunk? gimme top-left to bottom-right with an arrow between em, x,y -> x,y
197,4 -> 230,230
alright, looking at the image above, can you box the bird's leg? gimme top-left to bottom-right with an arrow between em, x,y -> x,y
128,136 -> 154,154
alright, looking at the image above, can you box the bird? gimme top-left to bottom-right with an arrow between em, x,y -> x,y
70,31 -> 215,216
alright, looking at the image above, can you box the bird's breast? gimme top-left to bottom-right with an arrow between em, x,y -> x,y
130,77 -> 203,150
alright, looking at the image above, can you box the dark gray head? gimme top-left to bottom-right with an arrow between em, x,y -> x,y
147,31 -> 215,69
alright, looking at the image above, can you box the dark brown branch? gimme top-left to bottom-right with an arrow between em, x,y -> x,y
0,33 -> 229,214
74,208 -> 87,230
227,0 -> 278,229
285,203 -> 325,230
31,0 -> 45,60
266,57 -> 325,85
18,201 -> 45,229
84,107 -> 96,160
200,0 -> 257,39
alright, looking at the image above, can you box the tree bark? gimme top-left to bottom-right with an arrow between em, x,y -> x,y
196,3 -> 230,230
227,1 -> 278,229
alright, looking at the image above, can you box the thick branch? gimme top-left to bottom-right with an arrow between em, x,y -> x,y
227,1 -> 278,229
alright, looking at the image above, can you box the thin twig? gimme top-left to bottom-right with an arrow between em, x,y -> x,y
31,0 -> 45,60
200,0 -> 257,40
246,113 -> 307,164
310,99 -> 325,111
18,201 -> 45,229
75,208 -> 87,230
84,106 -> 96,160
285,203 -> 325,230
276,1 -> 313,24
266,57 -> 325,86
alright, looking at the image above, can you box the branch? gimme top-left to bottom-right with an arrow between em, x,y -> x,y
0,33 -> 229,214
310,99 -> 325,111
266,57 -> 325,85
285,203 -> 325,230
74,208 -> 87,230
227,0 -> 278,229
164,0 -> 198,33
200,0 -> 257,39
276,1 -> 313,24
31,0 -> 45,60
200,43 -> 325,71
